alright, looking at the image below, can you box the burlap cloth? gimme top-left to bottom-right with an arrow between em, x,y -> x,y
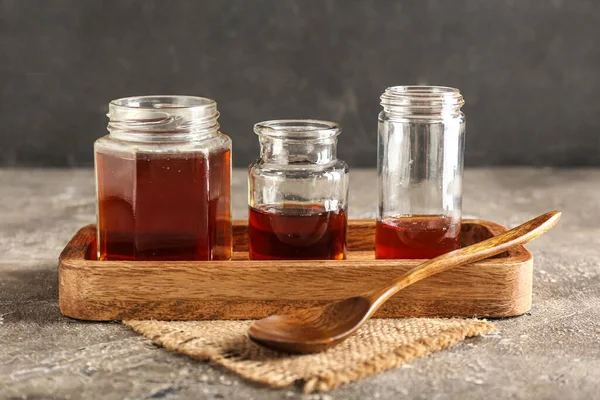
125,318 -> 496,393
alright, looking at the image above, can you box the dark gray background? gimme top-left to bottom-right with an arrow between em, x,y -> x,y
1,0 -> 598,168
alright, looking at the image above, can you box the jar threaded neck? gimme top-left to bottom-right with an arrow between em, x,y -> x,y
107,95 -> 220,142
380,86 -> 464,116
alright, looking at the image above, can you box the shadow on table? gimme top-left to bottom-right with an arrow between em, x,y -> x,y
1,264 -> 68,324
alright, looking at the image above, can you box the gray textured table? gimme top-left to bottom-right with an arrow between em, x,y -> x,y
1,168 -> 599,400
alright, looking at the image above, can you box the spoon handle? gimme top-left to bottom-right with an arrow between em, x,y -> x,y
366,210 -> 561,308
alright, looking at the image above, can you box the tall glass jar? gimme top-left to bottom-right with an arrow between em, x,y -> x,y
248,120 -> 349,260
376,86 -> 465,259
94,95 -> 232,261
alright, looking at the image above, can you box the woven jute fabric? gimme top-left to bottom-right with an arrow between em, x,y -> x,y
125,318 -> 496,393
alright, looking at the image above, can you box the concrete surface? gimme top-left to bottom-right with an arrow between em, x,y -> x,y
0,168 -> 599,400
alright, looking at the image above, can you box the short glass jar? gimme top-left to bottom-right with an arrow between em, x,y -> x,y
376,86 -> 466,259
94,95 -> 232,261
248,120 -> 349,260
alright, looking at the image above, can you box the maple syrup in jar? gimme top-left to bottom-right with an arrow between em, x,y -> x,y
249,204 -> 347,260
248,120 -> 349,260
375,215 -> 460,259
94,96 -> 232,261
376,86 -> 466,259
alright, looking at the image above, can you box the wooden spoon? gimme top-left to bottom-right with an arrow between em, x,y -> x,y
249,210 -> 561,354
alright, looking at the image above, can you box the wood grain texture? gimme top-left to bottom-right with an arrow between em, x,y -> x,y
58,219 -> 533,321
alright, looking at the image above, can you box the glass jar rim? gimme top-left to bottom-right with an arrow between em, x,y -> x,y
109,95 -> 216,110
381,85 -> 464,110
254,119 -> 340,140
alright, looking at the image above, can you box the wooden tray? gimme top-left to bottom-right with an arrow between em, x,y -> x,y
58,219 -> 533,321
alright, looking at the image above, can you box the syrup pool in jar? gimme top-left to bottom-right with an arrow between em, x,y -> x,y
248,204 -> 347,260
375,215 -> 460,259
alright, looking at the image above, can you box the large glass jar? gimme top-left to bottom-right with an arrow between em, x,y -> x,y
94,95 -> 232,261
248,120 -> 349,260
376,86 -> 466,259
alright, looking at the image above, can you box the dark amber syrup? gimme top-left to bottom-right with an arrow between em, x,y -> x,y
96,149 -> 231,261
248,204 -> 347,260
375,215 -> 460,259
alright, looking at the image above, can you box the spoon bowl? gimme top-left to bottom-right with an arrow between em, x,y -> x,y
249,211 -> 561,354
250,296 -> 371,353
